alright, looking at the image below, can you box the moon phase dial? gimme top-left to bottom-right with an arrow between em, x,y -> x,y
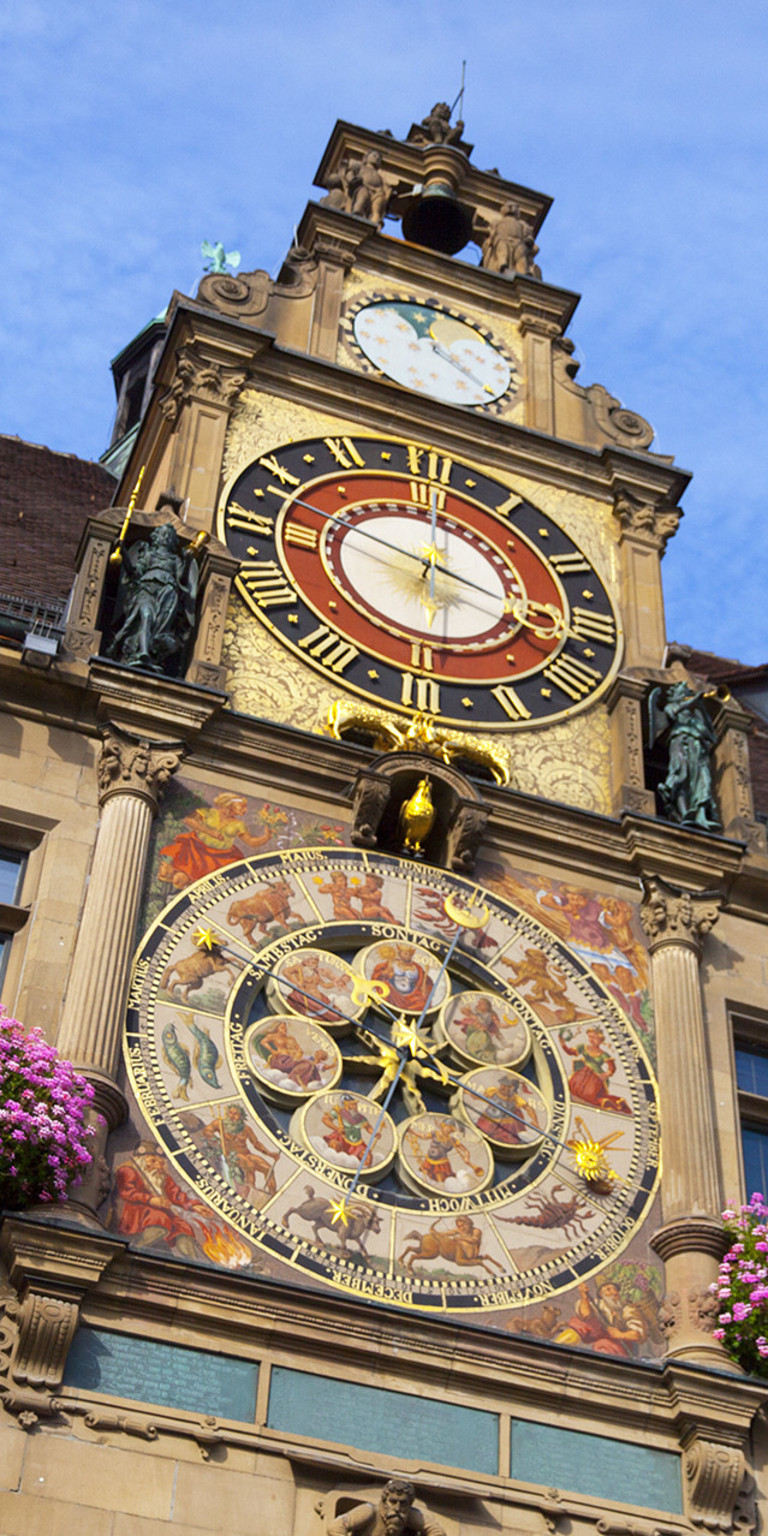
219,435 -> 623,729
126,849 -> 659,1315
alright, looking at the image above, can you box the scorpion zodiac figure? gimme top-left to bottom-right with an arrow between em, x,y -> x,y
497,1184 -> 594,1241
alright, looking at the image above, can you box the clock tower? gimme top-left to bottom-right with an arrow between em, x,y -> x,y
1,102 -> 767,1536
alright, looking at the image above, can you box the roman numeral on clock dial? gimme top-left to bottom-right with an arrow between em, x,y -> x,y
223,434 -> 622,729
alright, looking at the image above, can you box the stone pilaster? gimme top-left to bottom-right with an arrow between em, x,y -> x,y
57,724 -> 184,1144
641,876 -> 732,1367
612,488 -> 681,669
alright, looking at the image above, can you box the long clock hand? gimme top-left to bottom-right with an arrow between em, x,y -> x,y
282,492 -> 527,619
274,490 -> 572,640
428,335 -> 495,395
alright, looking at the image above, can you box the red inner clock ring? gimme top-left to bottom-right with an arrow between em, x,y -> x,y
277,474 -> 567,683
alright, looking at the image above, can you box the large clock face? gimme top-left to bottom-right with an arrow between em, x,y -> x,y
125,848 -> 660,1317
219,435 -> 623,729
348,300 -> 517,407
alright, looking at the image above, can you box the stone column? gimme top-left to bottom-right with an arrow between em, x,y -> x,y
57,725 -> 183,1217
641,876 -> 733,1367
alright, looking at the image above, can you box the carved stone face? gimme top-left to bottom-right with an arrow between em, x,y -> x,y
379,1485 -> 414,1533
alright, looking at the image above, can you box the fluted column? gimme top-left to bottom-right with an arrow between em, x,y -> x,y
57,726 -> 183,1217
641,877 -> 733,1367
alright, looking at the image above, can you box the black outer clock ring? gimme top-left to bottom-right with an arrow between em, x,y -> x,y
218,434 -> 623,731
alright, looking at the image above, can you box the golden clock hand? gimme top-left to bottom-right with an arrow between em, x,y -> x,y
420,488 -> 441,628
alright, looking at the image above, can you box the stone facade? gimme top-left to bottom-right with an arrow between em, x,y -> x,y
1,105 -> 767,1536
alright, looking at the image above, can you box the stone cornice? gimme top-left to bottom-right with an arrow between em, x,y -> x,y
88,657 -> 226,742
116,301 -> 690,514
47,1227 -> 764,1450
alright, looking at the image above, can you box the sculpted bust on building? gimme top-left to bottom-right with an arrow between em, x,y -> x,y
326,1480 -> 446,1536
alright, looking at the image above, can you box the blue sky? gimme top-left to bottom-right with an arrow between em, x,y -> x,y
3,1 -> 767,664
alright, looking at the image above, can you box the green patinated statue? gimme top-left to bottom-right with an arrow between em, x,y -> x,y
648,680 -> 722,832
201,239 -> 240,275
106,524 -> 198,675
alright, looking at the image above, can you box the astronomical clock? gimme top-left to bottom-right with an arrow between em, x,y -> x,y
112,104 -> 671,1343
125,841 -> 658,1317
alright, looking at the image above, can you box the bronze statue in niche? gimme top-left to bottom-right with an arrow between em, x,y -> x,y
648,681 -> 722,831
105,524 -> 198,675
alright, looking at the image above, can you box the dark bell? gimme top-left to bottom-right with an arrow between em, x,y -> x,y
401,183 -> 474,256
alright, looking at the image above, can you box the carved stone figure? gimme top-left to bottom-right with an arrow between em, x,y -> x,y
648,681 -> 722,831
411,102 -> 465,146
349,152 -> 389,228
326,1479 -> 446,1536
320,158 -> 354,213
106,524 -> 198,675
479,202 -> 540,278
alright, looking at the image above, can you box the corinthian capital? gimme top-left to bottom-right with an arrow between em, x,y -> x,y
613,487 -> 682,552
158,343 -> 250,425
97,725 -> 184,812
640,875 -> 721,955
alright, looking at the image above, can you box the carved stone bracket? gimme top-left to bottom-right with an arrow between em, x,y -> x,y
158,343 -> 250,426
613,488 -> 682,553
640,876 -> 722,957
0,1219 -> 124,1422
684,1440 -> 747,1531
317,1479 -> 447,1536
97,723 -> 185,812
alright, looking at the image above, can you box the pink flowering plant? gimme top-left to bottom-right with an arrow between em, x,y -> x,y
712,1192 -> 768,1377
0,1009 -> 94,1208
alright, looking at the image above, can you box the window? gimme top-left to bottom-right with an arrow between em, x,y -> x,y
734,1023 -> 768,1199
0,846 -> 28,989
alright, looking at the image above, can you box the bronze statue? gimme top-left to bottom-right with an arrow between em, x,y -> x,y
411,102 -> 465,147
326,1479 -> 446,1536
349,152 -> 390,228
479,202 -> 541,278
106,523 -> 198,675
648,681 -> 722,831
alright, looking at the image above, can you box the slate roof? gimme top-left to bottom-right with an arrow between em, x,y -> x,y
1,435 -> 115,603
